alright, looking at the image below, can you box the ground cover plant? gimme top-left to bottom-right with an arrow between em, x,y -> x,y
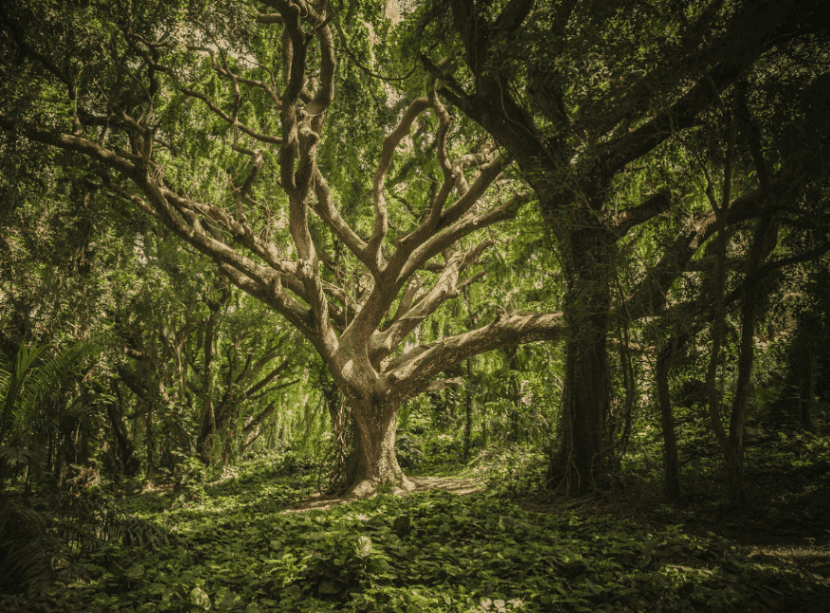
3,445 -> 830,613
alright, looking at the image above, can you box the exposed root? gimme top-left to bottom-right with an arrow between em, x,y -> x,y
345,474 -> 416,499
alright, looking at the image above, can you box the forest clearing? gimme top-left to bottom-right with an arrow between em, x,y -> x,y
2,0 -> 830,610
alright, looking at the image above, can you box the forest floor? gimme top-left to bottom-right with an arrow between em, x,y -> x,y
4,438 -> 830,612
509,437 -> 830,612
283,476 -> 483,513
271,439 -> 830,611
514,476 -> 830,586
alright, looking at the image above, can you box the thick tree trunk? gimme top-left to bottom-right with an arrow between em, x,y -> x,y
549,327 -> 610,494
344,398 -> 413,498
325,391 -> 350,489
548,230 -> 612,494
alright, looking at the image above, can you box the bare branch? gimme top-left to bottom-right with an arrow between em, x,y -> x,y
372,240 -> 492,362
368,96 -> 431,267
383,310 -> 565,395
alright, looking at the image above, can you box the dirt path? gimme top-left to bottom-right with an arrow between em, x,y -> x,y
281,475 -> 482,513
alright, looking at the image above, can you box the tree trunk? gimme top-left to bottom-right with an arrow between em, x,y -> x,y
802,352 -> 816,432
105,393 -> 139,477
196,299 -> 221,464
727,202 -> 777,504
548,229 -> 612,495
326,392 -> 350,490
656,343 -> 680,503
145,403 -> 155,483
464,358 -> 473,460
616,322 -> 636,458
344,398 -> 413,498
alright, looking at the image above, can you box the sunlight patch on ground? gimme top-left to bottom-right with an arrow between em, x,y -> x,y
282,476 -> 482,513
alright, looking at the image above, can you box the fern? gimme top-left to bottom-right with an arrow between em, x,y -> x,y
0,340 -> 104,490
0,344 -> 49,449
0,498 -> 54,595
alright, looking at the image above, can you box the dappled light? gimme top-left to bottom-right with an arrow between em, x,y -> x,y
2,0 -> 830,611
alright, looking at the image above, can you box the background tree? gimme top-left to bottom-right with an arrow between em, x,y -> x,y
410,0 -> 829,493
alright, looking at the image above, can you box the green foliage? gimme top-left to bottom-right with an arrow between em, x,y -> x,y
0,340 -> 103,489
478,447 -> 549,499
0,498 -> 54,595
2,449 -> 826,612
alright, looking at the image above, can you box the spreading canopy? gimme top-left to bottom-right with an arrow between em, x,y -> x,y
0,0 -> 564,415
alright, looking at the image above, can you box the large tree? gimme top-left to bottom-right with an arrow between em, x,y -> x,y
412,0 -> 829,492
0,0 -> 564,496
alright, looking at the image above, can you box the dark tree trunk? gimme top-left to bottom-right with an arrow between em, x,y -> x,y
105,391 -> 139,477
548,228 -> 612,494
145,404 -> 155,482
503,346 -> 522,440
728,199 -> 778,504
801,352 -> 816,432
656,343 -> 680,503
614,321 -> 636,458
196,298 -> 221,463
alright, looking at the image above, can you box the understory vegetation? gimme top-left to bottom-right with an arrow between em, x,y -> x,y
2,434 -> 829,613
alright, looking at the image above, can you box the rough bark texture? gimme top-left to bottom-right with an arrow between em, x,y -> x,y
547,226 -> 612,494
345,399 -> 414,498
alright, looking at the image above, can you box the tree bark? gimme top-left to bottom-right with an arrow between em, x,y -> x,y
502,345 -> 522,441
614,321 -> 636,458
464,358 -> 473,460
656,342 -> 680,503
196,293 -> 222,463
548,228 -> 612,494
344,398 -> 413,498
105,386 -> 139,477
728,212 -> 777,504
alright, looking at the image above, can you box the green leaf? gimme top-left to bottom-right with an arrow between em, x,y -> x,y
190,586 -> 212,610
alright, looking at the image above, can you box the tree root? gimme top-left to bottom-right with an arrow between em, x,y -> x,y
345,474 -> 416,499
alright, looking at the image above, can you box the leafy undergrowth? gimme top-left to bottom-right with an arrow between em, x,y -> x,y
3,451 -> 829,613
491,433 -> 830,613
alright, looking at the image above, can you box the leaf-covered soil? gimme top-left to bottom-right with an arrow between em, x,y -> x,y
284,476 -> 483,513
509,434 -> 830,613
2,443 -> 829,613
